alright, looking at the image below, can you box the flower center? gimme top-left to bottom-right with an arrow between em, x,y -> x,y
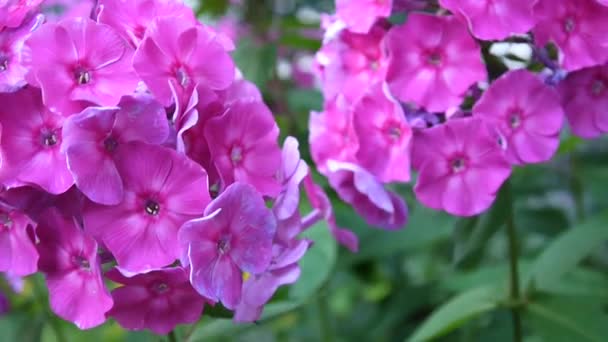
451,157 -> 467,173
591,79 -> 605,96
72,255 -> 91,271
175,66 -> 190,87
386,125 -> 401,141
230,146 -> 243,164
152,282 -> 170,294
564,18 -> 575,33
103,136 -> 118,152
144,199 -> 160,216
426,52 -> 442,66
508,111 -> 522,129
217,236 -> 230,254
0,213 -> 12,230
0,58 -> 8,72
133,25 -> 146,40
75,69 -> 91,85
42,131 -> 59,147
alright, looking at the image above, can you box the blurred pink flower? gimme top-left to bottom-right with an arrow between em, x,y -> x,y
386,13 -> 486,112
473,70 -> 564,165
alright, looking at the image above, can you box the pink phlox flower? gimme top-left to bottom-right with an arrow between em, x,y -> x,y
336,0 -> 393,34
0,87 -> 73,194
83,141 -> 211,273
133,17 -> 235,107
0,0 -> 44,30
386,13 -> 486,112
533,0 -> 608,71
412,117 -> 512,216
205,100 -> 282,197
558,65 -> 608,138
62,94 -> 169,205
473,70 -> 564,165
0,14 -> 43,93
439,0 -> 537,40
316,23 -> 389,103
353,83 -> 412,182
36,208 -> 113,329
97,0 -> 196,47
23,17 -> 138,114
106,267 -> 206,334
309,95 -> 359,175
0,202 -> 38,276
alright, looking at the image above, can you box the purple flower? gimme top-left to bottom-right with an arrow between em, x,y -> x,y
303,175 -> 359,252
326,161 -> 408,230
473,70 -> 564,165
386,13 -> 486,112
274,137 -> 309,222
558,65 -> 608,138
23,17 -> 138,113
178,183 -> 276,309
234,238 -> 311,322
83,142 -> 211,273
106,267 -> 206,334
62,94 -> 169,205
37,208 -> 113,329
0,206 -> 38,276
412,117 -> 512,216
0,87 -> 73,194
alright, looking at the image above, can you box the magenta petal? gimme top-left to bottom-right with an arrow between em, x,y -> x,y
66,143 -> 123,205
36,209 -> 113,329
0,209 -> 38,276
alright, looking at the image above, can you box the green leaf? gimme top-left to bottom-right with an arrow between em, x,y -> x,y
286,88 -> 323,113
343,204 -> 454,264
232,39 -> 277,89
407,286 -> 502,342
204,303 -> 234,319
289,220 -> 337,301
525,294 -> 608,342
524,211 -> 608,291
515,207 -> 569,236
197,0 -> 229,16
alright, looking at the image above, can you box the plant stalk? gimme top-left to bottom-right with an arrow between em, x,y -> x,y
505,181 -> 523,342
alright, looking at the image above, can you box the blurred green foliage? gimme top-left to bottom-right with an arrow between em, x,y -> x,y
2,0 -> 608,341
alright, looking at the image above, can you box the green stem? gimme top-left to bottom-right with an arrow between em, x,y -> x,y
168,330 -> 178,342
505,181 -> 523,342
569,156 -> 585,221
317,295 -> 332,342
30,276 -> 67,342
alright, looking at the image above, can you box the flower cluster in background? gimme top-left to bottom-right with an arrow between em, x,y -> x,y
0,0 -> 352,333
311,0 -> 608,219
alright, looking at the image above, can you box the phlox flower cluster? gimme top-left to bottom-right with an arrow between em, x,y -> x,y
0,0 -> 346,333
312,0 -> 608,219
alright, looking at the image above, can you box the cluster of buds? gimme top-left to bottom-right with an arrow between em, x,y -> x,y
312,0 -> 608,218
0,0 -> 353,333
